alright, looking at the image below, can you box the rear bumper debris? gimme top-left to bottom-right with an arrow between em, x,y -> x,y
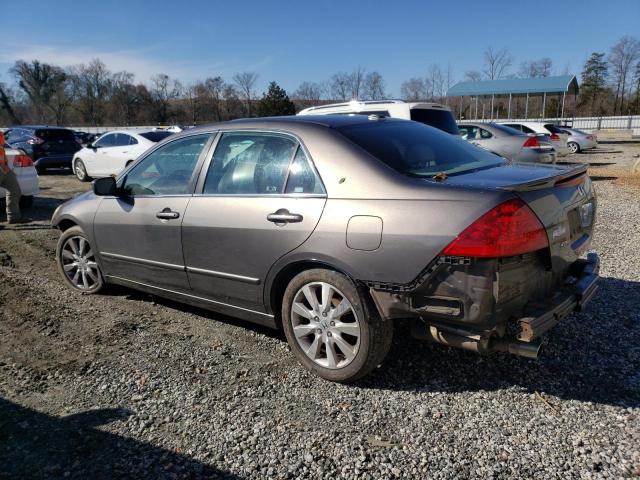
370,253 -> 600,359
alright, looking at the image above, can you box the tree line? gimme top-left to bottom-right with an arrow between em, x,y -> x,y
0,35 -> 638,127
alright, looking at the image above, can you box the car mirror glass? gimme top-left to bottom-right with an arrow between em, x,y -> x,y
93,176 -> 117,196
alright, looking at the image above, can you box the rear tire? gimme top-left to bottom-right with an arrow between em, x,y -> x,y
568,141 -> 580,154
19,195 -> 34,209
74,159 -> 91,182
281,268 -> 393,383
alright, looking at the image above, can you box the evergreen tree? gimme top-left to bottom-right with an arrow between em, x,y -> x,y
258,81 -> 295,116
580,53 -> 608,115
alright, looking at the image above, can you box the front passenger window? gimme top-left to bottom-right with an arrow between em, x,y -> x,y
122,134 -> 209,196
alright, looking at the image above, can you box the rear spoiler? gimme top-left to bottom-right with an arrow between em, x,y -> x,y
497,163 -> 588,192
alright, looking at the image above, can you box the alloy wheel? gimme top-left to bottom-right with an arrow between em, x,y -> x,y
75,161 -> 86,180
568,142 -> 579,154
290,282 -> 361,369
60,236 -> 100,290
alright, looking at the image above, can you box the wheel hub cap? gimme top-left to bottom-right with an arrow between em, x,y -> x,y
291,282 -> 361,369
61,236 -> 99,290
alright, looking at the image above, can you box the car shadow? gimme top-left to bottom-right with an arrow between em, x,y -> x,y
0,398 -> 240,479
590,175 -> 618,181
358,276 -> 639,409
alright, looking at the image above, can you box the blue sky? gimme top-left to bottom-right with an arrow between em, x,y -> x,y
0,0 -> 638,96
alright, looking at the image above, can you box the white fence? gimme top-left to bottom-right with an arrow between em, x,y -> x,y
464,115 -> 640,136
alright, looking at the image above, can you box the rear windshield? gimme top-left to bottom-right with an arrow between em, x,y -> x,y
35,129 -> 76,142
140,131 -> 174,142
544,125 -> 566,134
487,123 -> 524,136
410,108 -> 459,135
338,120 -> 504,177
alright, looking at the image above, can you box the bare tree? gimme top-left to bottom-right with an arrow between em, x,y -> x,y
233,72 -> 259,117
11,60 -> 69,123
363,71 -> 387,100
69,59 -> 113,125
464,70 -> 482,82
445,63 -> 455,93
483,46 -> 513,80
222,84 -> 243,120
203,76 -> 225,121
519,58 -> 553,78
608,36 -> 640,114
0,82 -> 21,124
111,71 -> 141,125
293,81 -> 325,109
350,67 -> 366,100
400,77 -> 427,101
426,64 -> 445,100
330,72 -> 352,101
149,73 -> 182,124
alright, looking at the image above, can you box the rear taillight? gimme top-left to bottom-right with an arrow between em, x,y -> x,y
442,198 -> 549,258
522,136 -> 540,148
13,154 -> 34,167
549,133 -> 560,141
27,137 -> 44,145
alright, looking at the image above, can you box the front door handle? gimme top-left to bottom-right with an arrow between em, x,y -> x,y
267,209 -> 303,224
156,208 -> 180,220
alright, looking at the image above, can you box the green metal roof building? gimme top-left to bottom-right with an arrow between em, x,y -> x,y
446,75 -> 579,120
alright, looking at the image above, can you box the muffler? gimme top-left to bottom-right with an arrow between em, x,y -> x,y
412,322 -> 541,359
491,338 -> 541,359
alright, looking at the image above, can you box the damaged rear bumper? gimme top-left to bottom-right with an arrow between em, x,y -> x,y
369,252 -> 600,359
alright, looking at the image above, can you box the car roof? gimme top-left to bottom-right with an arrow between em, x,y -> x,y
298,100 -> 450,115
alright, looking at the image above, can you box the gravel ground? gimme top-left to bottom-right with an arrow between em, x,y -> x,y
1,144 -> 639,479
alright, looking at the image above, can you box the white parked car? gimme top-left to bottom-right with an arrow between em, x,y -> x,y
500,122 -> 570,157
0,145 -> 39,208
72,130 -> 174,181
298,100 -> 460,135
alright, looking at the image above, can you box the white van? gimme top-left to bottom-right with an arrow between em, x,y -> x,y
298,100 -> 459,135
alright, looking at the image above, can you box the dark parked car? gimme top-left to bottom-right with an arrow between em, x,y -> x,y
73,131 -> 99,146
51,116 -> 599,382
4,126 -> 81,173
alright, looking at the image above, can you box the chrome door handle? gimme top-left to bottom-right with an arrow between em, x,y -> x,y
156,208 -> 180,220
267,209 -> 303,223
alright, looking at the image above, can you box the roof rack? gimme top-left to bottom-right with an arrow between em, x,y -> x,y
302,99 -> 406,112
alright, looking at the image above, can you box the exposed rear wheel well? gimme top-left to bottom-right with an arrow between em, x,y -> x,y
270,261 -> 354,327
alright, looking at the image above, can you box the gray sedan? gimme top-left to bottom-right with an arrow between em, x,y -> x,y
557,127 -> 598,153
51,116 -> 598,382
458,122 -> 557,163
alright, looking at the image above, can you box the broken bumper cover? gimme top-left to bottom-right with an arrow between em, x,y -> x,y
517,252 -> 599,342
370,252 -> 600,358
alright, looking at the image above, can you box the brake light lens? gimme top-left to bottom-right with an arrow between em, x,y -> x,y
442,199 -> 549,257
27,136 -> 45,145
13,154 -> 34,167
549,133 -> 560,141
522,136 -> 540,148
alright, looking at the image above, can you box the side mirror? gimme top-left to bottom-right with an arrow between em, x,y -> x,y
93,176 -> 117,196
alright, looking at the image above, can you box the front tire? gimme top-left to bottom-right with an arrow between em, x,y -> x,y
568,141 -> 580,154
281,269 -> 393,382
74,159 -> 91,182
56,226 -> 104,294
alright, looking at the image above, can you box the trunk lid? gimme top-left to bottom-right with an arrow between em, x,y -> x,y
442,162 -> 596,272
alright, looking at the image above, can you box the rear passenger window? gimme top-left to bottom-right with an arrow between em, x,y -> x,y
203,133 -> 297,195
285,148 -> 324,194
480,129 -> 492,139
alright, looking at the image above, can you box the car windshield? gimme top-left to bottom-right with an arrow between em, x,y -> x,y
35,128 -> 76,142
410,109 -> 459,135
338,120 -> 505,177
140,131 -> 174,142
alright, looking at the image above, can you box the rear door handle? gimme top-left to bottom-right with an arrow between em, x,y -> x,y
156,208 -> 180,220
267,209 -> 303,224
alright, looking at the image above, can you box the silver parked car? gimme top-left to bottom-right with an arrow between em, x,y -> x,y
556,127 -> 598,153
52,116 -> 599,382
458,122 -> 557,163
